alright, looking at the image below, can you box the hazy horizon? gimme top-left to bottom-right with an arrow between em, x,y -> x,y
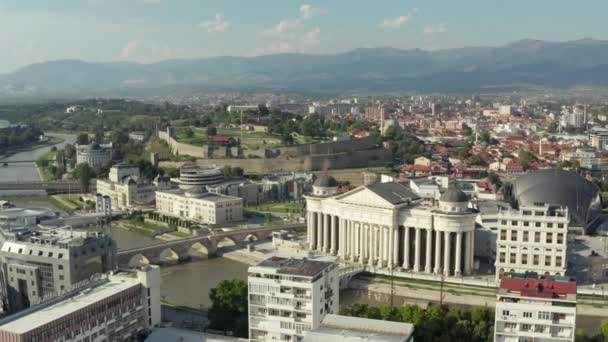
2,0 -> 608,73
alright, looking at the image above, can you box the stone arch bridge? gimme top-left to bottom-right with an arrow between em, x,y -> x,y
116,224 -> 305,267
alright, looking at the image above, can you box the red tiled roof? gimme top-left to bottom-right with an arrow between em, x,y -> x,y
500,277 -> 576,299
208,136 -> 234,142
401,165 -> 432,172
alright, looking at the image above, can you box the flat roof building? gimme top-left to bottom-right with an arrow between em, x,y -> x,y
302,314 -> 415,342
155,188 -> 243,225
0,266 -> 161,342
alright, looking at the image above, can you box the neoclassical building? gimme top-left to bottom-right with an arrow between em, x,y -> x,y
305,176 -> 477,276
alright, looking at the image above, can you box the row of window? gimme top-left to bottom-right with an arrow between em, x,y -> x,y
500,220 -> 565,229
499,252 -> 563,267
499,230 -> 564,244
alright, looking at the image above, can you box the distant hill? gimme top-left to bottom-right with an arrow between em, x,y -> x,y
3,38 -> 608,96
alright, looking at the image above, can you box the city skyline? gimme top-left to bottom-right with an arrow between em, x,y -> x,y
1,0 -> 608,72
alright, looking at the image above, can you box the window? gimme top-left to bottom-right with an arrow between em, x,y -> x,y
501,220 -> 507,225
58,265 -> 63,270
556,256 -> 562,267
557,233 -> 564,244
558,223 -> 564,229
546,233 -> 553,244
533,255 -> 540,265
545,255 -> 552,266
499,252 -> 506,263
523,231 -> 529,242
511,231 -> 518,241
500,231 -> 507,241
502,310 -> 510,316
505,322 -> 516,329
523,312 -> 533,318
534,232 -> 541,243
535,325 -> 545,333
521,324 -> 531,332
522,254 -> 528,265
535,222 -> 541,228
547,223 -> 553,228
510,253 -> 517,264
538,311 -> 551,320
523,221 -> 529,227
511,221 -> 518,226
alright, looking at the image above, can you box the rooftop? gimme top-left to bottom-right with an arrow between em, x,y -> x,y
254,256 -> 334,277
499,275 -> 577,300
0,276 -> 139,334
303,314 -> 415,342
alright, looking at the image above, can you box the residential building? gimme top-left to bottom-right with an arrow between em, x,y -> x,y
305,177 -> 477,276
589,128 -> 608,150
0,227 -> 116,312
155,188 -> 243,225
302,314 -> 415,342
0,266 -> 161,342
76,143 -> 113,170
248,257 -> 339,342
97,163 -> 166,209
495,204 -> 569,282
494,273 -> 577,342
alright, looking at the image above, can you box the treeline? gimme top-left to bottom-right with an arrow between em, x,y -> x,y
0,125 -> 43,152
340,303 -> 494,342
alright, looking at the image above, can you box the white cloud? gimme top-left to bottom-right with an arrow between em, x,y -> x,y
198,14 -> 230,33
424,23 -> 448,35
380,15 -> 412,28
270,19 -> 301,34
300,4 -> 325,19
120,40 -> 140,59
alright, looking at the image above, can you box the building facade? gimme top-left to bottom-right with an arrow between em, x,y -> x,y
303,314 -> 415,342
177,165 -> 224,190
76,143 -> 113,170
494,273 -> 576,342
305,178 -> 476,276
248,257 -> 339,342
0,266 -> 161,342
0,228 -> 116,312
495,204 -> 569,282
96,163 -> 165,209
155,188 -> 243,225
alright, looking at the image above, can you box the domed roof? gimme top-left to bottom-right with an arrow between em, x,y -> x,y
440,187 -> 468,203
314,175 -> 338,188
510,169 -> 600,231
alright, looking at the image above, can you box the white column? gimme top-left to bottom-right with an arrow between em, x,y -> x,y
338,219 -> 344,257
324,214 -> 331,253
392,227 -> 399,268
358,223 -> 365,264
434,231 -> 442,274
309,212 -> 316,250
331,216 -> 338,255
455,232 -> 463,276
369,225 -> 376,266
317,213 -> 323,252
403,227 -> 410,269
413,228 -> 421,272
464,231 -> 471,275
356,223 -> 362,263
444,232 -> 451,277
425,229 -> 432,273
382,227 -> 389,266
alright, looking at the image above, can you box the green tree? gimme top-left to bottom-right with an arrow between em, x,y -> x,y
208,280 -> 248,337
76,133 -> 89,145
206,125 -> 218,136
519,148 -> 535,170
601,320 -> 608,340
73,163 -> 92,192
547,121 -> 558,133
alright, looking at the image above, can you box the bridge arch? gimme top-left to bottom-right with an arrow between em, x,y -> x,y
188,241 -> 215,259
128,254 -> 151,268
218,236 -> 239,247
159,248 -> 180,264
244,234 -> 259,243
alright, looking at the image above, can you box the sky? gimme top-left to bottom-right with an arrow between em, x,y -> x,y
1,0 -> 607,73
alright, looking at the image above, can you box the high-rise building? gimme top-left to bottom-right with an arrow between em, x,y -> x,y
494,273 -> 576,342
248,256 -> 339,342
495,204 -> 568,282
305,180 -> 477,277
0,227 -> 116,312
0,266 -> 161,342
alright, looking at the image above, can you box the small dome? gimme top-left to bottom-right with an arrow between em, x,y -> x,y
440,187 -> 468,203
314,175 -> 338,188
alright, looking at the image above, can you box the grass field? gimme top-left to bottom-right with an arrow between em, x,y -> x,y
116,219 -> 172,237
247,201 -> 305,213
48,194 -> 85,213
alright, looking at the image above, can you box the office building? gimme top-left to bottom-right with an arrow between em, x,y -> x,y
155,188 -> 243,225
177,165 -> 224,191
495,204 -> 569,282
0,227 -> 116,312
97,163 -> 167,209
303,314 -> 415,342
248,257 -> 339,342
305,177 -> 476,276
76,143 -> 113,170
494,273 -> 576,342
0,266 -> 161,342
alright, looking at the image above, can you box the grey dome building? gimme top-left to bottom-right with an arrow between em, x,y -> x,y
508,169 -> 601,232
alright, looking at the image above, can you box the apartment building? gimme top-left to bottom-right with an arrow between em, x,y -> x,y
0,266 -> 161,342
248,257 -> 339,342
0,227 -> 116,312
155,188 -> 243,225
494,273 -> 577,342
495,204 -> 569,282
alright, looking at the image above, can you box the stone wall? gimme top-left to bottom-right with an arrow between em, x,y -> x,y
195,148 -> 393,174
158,131 -> 209,158
275,136 -> 378,157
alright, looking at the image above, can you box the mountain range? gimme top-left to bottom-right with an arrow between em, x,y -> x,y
3,38 -> 608,97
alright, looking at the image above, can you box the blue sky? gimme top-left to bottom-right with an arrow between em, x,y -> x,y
0,0 -> 607,72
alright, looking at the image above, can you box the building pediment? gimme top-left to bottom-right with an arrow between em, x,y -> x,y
334,187 -> 397,208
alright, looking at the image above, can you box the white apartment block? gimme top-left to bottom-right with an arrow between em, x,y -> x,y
155,188 -> 243,225
0,266 -> 162,342
494,274 -> 576,342
248,257 -> 339,342
495,204 -> 569,282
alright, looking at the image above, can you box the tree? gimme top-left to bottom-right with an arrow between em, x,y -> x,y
462,124 -> 473,137
487,172 -> 502,189
208,280 -> 248,337
206,125 -> 217,136
601,320 -> 608,340
547,121 -> 558,133
73,163 -> 92,192
76,133 -> 89,145
518,148 -> 534,170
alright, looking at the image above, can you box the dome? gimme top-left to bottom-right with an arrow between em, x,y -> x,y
510,169 -> 601,231
314,175 -> 338,188
440,187 -> 468,203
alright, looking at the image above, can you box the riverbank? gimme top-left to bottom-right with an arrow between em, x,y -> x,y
0,135 -> 64,160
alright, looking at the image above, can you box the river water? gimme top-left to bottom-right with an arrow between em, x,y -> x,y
0,128 -> 603,335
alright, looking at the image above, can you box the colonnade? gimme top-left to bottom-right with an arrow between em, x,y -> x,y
307,211 -> 475,276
